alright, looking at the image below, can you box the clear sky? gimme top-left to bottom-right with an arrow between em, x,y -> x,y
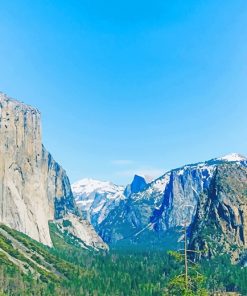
0,0 -> 247,185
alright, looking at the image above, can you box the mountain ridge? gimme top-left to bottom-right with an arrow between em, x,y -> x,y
73,153 -> 247,250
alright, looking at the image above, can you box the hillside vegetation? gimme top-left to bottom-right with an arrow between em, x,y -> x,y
0,223 -> 247,295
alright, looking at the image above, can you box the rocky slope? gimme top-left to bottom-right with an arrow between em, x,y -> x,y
189,163 -> 247,261
0,92 -> 106,249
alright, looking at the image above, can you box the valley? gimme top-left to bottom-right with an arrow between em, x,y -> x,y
0,93 -> 247,295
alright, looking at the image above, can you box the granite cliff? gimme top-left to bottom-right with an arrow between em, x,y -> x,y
0,92 -> 106,249
189,163 -> 247,261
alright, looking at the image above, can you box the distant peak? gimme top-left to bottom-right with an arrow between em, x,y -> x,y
72,178 -> 124,195
72,178 -> 112,188
133,174 -> 146,181
217,153 -> 247,162
130,175 -> 147,194
75,178 -> 102,184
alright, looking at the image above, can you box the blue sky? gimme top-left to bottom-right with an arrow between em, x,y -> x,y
0,0 -> 247,185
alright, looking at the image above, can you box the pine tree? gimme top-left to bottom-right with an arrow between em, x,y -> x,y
164,222 -> 208,296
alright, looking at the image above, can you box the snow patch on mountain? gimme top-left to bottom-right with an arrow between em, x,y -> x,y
73,178 -> 124,197
216,153 -> 247,162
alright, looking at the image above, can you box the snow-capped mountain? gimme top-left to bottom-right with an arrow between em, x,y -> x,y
73,153 -> 247,247
72,175 -> 149,232
127,153 -> 247,230
72,179 -> 126,229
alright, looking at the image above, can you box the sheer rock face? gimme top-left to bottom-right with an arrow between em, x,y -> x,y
124,175 -> 148,197
0,94 -> 50,245
0,93 -> 107,249
42,147 -> 75,220
189,164 -> 247,261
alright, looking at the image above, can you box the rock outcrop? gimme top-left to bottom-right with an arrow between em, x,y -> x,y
0,92 -> 107,249
55,213 -> 108,250
189,163 -> 247,261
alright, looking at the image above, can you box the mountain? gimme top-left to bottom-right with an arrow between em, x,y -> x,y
72,178 -> 126,231
189,163 -> 247,262
72,175 -> 149,234
124,174 -> 148,197
73,153 -> 247,249
0,92 -> 107,250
